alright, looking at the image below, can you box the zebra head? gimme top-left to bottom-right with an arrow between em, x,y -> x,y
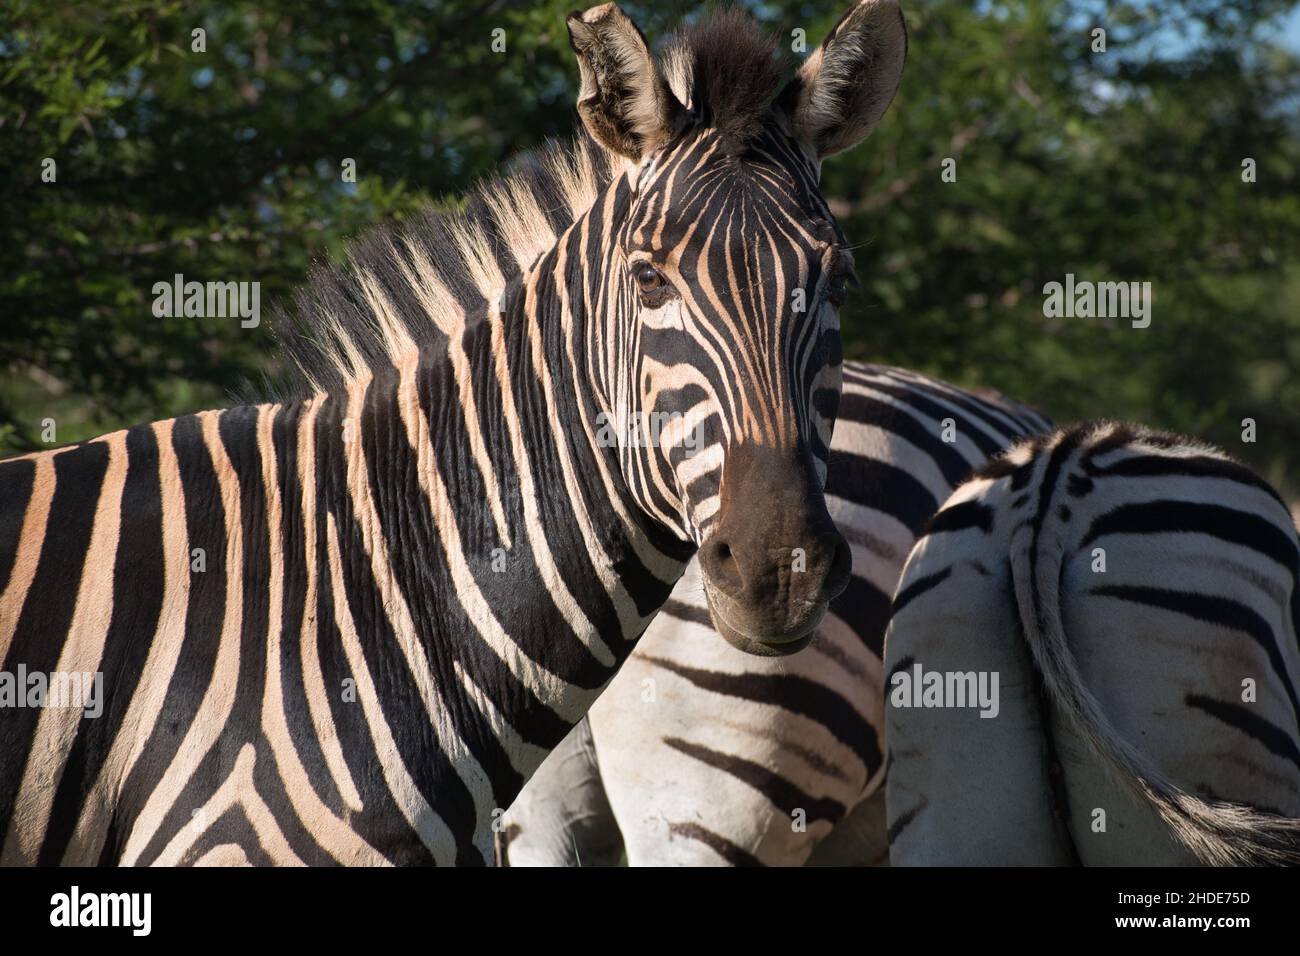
568,2 -> 907,655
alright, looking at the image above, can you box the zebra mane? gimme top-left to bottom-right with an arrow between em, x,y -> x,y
260,133 -> 618,400
970,420 -> 1291,513
260,7 -> 790,402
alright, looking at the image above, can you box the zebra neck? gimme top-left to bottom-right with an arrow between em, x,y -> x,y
309,279 -> 688,818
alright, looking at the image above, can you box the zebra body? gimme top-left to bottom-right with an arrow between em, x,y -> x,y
501,362 -> 1050,865
1,2 -> 909,866
885,421 -> 1300,865
0,323 -> 683,866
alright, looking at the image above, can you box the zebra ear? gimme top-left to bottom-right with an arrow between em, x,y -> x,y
567,4 -> 683,161
782,0 -> 908,159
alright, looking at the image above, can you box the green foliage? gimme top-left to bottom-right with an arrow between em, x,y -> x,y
2,0 -> 583,445
4,0 -> 1299,496
829,0 -> 1300,496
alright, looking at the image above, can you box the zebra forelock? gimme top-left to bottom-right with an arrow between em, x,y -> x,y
660,6 -> 791,153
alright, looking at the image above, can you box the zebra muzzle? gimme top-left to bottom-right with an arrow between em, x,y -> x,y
697,443 -> 851,655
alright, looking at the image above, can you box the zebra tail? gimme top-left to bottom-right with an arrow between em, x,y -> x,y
1007,498 -> 1300,867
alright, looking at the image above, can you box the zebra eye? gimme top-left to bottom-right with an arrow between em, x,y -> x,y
634,261 -> 665,291
826,277 -> 848,308
633,262 -> 671,304
825,263 -> 858,308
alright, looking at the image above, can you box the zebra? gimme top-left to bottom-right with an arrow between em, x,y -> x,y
499,362 -> 1051,866
0,2 -> 908,865
885,420 -> 1300,865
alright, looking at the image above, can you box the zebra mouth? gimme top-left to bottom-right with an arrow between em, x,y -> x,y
704,592 -> 826,657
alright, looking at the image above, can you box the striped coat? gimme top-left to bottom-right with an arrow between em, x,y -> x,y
500,362 -> 1049,865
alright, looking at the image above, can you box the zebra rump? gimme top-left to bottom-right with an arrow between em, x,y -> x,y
886,420 -> 1300,866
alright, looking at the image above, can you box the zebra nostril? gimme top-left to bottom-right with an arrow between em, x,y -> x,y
717,542 -> 735,571
701,537 -> 744,598
821,532 -> 852,601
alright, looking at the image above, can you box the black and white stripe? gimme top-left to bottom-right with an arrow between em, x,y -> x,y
885,420 -> 1300,865
500,362 -> 1050,866
1,3 -> 908,866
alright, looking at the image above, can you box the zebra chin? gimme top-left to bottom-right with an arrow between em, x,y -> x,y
706,600 -> 828,657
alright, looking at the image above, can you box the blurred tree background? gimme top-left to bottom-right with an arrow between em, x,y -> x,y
3,0 -> 1299,497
